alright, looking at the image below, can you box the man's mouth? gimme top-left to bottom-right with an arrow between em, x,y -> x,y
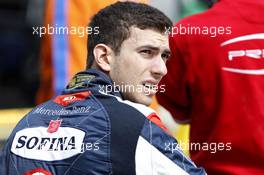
143,83 -> 155,88
142,82 -> 158,95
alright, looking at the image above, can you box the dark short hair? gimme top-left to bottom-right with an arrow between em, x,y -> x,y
86,1 -> 173,69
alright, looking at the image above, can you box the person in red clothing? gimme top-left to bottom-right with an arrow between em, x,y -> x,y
156,0 -> 264,174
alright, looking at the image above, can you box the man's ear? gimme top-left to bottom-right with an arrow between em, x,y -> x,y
93,44 -> 113,72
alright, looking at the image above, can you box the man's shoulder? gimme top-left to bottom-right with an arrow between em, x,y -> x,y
96,91 -> 155,118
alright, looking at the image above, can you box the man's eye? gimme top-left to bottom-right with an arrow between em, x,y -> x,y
140,50 -> 152,55
161,53 -> 170,60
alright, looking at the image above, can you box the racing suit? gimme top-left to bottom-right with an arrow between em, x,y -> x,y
0,69 -> 206,175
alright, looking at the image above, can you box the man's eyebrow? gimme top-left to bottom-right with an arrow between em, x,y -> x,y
136,45 -> 160,50
163,49 -> 171,55
137,45 -> 171,54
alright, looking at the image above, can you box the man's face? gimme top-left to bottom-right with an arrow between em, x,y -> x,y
109,27 -> 170,105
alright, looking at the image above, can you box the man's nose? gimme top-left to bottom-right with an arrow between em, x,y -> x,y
150,56 -> 167,78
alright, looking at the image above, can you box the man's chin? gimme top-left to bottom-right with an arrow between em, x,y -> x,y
136,95 -> 153,106
125,93 -> 153,106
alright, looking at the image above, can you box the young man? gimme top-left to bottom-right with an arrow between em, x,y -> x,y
0,2 -> 206,175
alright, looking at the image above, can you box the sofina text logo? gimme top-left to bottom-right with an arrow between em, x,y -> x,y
11,127 -> 85,161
